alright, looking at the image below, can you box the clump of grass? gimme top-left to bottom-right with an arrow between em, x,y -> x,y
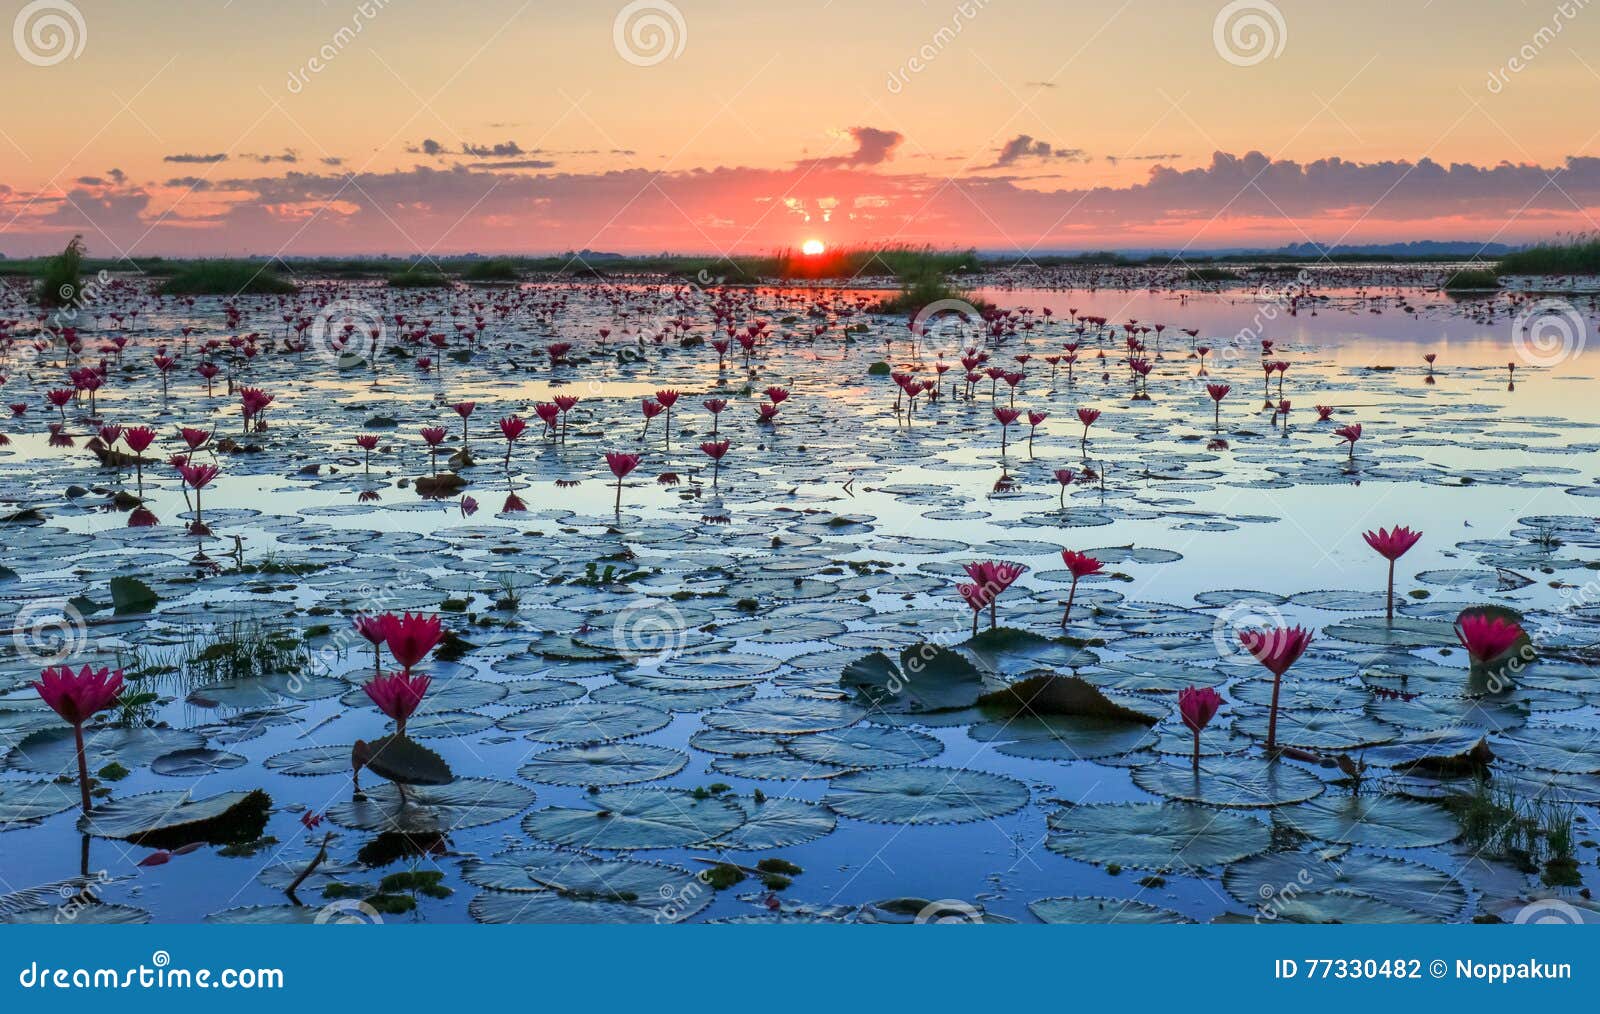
37,234 -> 85,307
874,269 -> 990,316
1441,267 -> 1499,291
462,258 -> 520,282
1497,233 -> 1600,276
388,265 -> 451,288
161,260 -> 297,295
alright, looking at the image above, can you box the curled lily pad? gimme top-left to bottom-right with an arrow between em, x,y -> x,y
1046,802 -> 1271,871
80,789 -> 271,846
970,715 -> 1159,760
823,767 -> 1029,825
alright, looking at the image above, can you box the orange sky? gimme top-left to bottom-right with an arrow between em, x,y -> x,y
2,0 -> 1598,256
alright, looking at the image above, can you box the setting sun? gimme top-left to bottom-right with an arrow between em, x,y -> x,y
801,239 -> 826,256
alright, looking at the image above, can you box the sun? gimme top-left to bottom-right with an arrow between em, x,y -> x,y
801,239 -> 826,256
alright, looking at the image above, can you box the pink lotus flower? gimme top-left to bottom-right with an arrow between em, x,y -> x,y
1059,550 -> 1103,627
959,560 -> 1025,632
1456,613 -> 1523,666
1335,422 -> 1362,463
1239,625 -> 1314,751
33,664 -> 124,812
1364,524 -> 1423,624
363,672 -> 432,736
1076,407 -> 1100,449
380,612 -> 443,672
503,491 -> 527,513
1178,685 -> 1224,770
606,451 -> 642,513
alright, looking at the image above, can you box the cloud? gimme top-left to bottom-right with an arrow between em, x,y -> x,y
6,149 -> 1600,255
409,138 -> 535,160
990,134 -> 1087,168
244,150 -> 299,164
805,126 -> 904,168
163,153 -> 228,164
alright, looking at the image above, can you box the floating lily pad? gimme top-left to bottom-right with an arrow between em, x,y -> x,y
1132,757 -> 1325,808
327,778 -> 534,834
518,743 -> 688,786
1046,802 -> 1271,870
823,767 -> 1029,824
521,788 -> 745,850
1030,896 -> 1193,924
1275,794 -> 1458,847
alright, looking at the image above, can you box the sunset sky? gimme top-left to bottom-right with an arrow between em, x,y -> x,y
2,0 -> 1599,257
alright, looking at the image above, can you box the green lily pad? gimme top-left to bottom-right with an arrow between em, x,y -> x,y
1046,802 -> 1271,870
521,787 -> 745,850
1274,794 -> 1458,848
327,778 -> 534,834
1030,896 -> 1193,924
1132,757 -> 1325,808
518,743 -> 688,786
823,767 -> 1029,824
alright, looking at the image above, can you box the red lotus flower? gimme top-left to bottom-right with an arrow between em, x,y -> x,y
1364,525 -> 1422,561
1455,613 -> 1523,665
355,434 -> 379,451
1315,405 -> 1334,421
123,425 -> 156,453
354,615 -> 388,646
1179,685 -> 1223,734
757,403 -> 780,423
764,386 -> 790,404
34,664 -> 124,726
606,451 -> 641,479
34,664 -> 124,813
420,426 -> 447,446
498,415 -> 527,441
363,672 -> 432,734
454,401 -> 475,418
1179,684 -> 1224,771
1239,625 -> 1313,677
703,398 -> 728,415
380,612 -> 443,672
178,462 -> 220,490
640,398 -> 664,419
1240,625 -> 1313,751
1206,383 -> 1230,402
700,440 -> 730,461
179,426 -> 211,450
1061,550 -> 1103,579
655,389 -> 679,409
503,491 -> 527,512
1058,550 -> 1103,627
1335,422 -> 1363,463
127,507 -> 158,527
